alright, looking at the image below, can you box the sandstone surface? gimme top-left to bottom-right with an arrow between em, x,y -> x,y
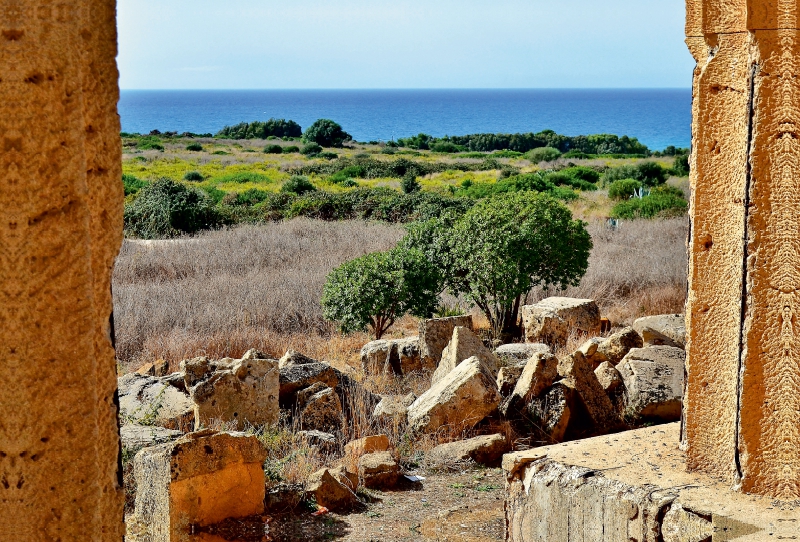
494,343 -> 550,364
432,326 -> 499,385
618,346 -> 685,421
418,315 -> 473,369
119,373 -> 195,431
428,434 -> 510,467
306,468 -> 358,511
358,451 -> 401,489
521,297 -> 601,345
633,314 -> 686,348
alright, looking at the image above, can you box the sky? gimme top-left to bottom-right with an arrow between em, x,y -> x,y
117,0 -> 693,90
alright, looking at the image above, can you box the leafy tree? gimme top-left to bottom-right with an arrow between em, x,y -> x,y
300,142 -> 323,156
303,119 -> 352,148
321,247 -> 440,339
672,154 -> 690,176
402,192 -> 591,338
281,175 -> 317,195
401,172 -> 421,194
216,119 -> 302,139
123,178 -> 224,239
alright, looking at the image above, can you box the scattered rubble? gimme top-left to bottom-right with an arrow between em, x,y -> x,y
358,451 -> 401,489
500,352 -> 559,417
432,326 -> 499,385
121,424 -> 182,451
306,468 -> 359,511
278,349 -> 318,369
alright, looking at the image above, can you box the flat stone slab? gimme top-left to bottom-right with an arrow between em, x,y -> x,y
504,423 -> 798,541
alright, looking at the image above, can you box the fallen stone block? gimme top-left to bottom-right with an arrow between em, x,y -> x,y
408,356 -> 500,434
618,346 -> 685,421
632,314 -> 686,348
297,430 -> 337,453
521,297 -> 601,346
494,343 -> 551,364
372,393 -> 415,422
298,385 -> 343,432
558,351 -> 625,433
121,424 -> 183,451
132,431 -> 267,542
497,365 -> 525,397
499,353 -> 559,417
428,434 -> 510,467
278,349 -> 318,369
279,362 -> 341,404
119,373 -> 195,431
358,451 -> 400,489
527,382 -> 575,443
419,315 -> 473,370
432,326 -> 499,385
344,434 -> 391,459
595,326 -> 643,365
188,356 -> 279,430
265,483 -> 304,513
360,336 -> 421,375
306,468 -> 358,511
595,361 -> 623,393
137,359 -> 169,378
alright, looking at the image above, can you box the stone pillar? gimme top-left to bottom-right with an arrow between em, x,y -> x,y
0,1 -> 125,540
685,0 -> 800,500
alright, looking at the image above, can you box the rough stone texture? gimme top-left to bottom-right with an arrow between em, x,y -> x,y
297,430 -> 337,453
119,373 -> 195,431
188,356 -> 279,430
527,382 -> 575,443
360,336 -> 421,375
278,362 -> 341,404
499,353 -> 559,417
618,346 -> 685,422
132,431 -> 266,542
0,3 -> 125,538
594,361 -> 623,393
298,385 -> 343,432
428,434 -> 510,467
432,326 -> 500,385
278,349 -> 317,369
632,314 -> 686,348
504,424 -> 797,541
521,297 -> 601,346
558,351 -> 624,433
305,468 -> 358,511
494,343 -> 550,364
372,393 -> 415,422
407,357 -> 501,434
358,451 -> 400,489
594,327 -> 644,365
138,359 -> 170,378
418,315 -> 473,369
120,424 -> 183,451
344,434 -> 391,459
497,365 -> 525,397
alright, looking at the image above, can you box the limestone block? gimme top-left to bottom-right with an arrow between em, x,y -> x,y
278,362 -> 341,404
132,431 -> 266,542
278,349 -> 317,369
305,468 -> 358,511
432,326 -> 499,385
618,346 -> 685,422
138,359 -> 170,378
407,357 -> 501,434
358,451 -> 400,489
494,343 -> 551,364
360,336 -> 421,375
527,382 -> 575,443
297,430 -> 337,453
0,3 -> 126,537
360,339 -> 390,374
418,315 -> 473,369
121,424 -> 183,452
298,385 -> 343,432
521,297 -> 601,346
427,434 -> 510,467
558,351 -> 624,433
372,394 -> 415,422
189,357 -> 279,430
595,326 -> 643,365
633,314 -> 686,348
119,373 -> 195,431
344,434 -> 391,459
499,353 -> 559,417
497,365 -> 525,397
595,361 -> 623,394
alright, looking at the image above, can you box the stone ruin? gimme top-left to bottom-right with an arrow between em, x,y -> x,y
1,0 -> 799,540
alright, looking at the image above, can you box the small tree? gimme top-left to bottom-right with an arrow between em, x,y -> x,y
402,192 -> 591,339
321,247 -> 440,339
303,119 -> 353,148
401,171 -> 421,194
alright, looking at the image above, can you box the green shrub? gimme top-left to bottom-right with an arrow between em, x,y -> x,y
611,192 -> 688,219
301,143 -> 323,156
228,188 -> 271,206
401,172 -> 421,194
136,136 -> 164,151
264,144 -> 283,154
213,172 -> 273,185
430,141 -> 461,153
281,175 -> 317,195
602,162 -> 668,187
303,119 -> 352,148
186,142 -> 203,152
526,147 -> 562,163
545,171 -> 597,191
608,178 -> 642,200
283,145 -> 300,153
215,119 -> 302,139
672,154 -> 690,176
321,247 -> 440,339
317,152 -> 338,160
492,150 -> 523,158
122,174 -> 149,197
123,178 -> 225,239
183,171 -> 204,182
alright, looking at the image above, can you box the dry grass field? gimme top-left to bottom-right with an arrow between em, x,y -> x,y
113,216 -> 687,374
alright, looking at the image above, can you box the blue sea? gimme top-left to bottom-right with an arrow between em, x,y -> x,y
119,89 -> 691,152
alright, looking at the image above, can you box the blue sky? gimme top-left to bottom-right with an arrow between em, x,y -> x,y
118,0 -> 692,89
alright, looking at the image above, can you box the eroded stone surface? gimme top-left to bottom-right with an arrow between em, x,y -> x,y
119,373 -> 195,431
521,297 -> 601,346
432,326 -> 499,385
618,346 -> 685,422
418,315 -> 473,369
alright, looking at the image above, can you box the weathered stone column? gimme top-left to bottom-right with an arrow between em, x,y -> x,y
0,1 -> 125,540
685,0 -> 800,500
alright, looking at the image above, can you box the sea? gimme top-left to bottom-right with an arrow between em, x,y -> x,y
119,89 -> 692,152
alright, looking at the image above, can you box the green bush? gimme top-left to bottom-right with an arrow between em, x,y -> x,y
602,162 -> 669,187
321,247 -> 440,339
283,145 -> 300,153
281,175 -> 317,195
526,147 -> 562,163
216,119 -> 302,139
122,174 -> 149,197
183,171 -> 204,182
401,192 -> 591,337
611,192 -> 688,219
430,141 -> 461,153
227,188 -> 271,206
213,172 -> 273,185
545,171 -> 597,191
492,150 -> 523,158
123,178 -> 225,239
401,172 -> 421,194
301,143 -> 323,156
186,142 -> 203,152
264,144 -> 283,154
303,119 -> 352,148
672,154 -> 690,176
317,152 -> 338,160
608,178 -> 642,200
136,136 -> 164,151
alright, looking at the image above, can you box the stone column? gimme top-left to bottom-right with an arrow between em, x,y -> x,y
0,1 -> 125,540
685,0 -> 800,500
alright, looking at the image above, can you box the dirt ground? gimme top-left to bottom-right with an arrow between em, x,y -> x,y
268,466 -> 506,542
